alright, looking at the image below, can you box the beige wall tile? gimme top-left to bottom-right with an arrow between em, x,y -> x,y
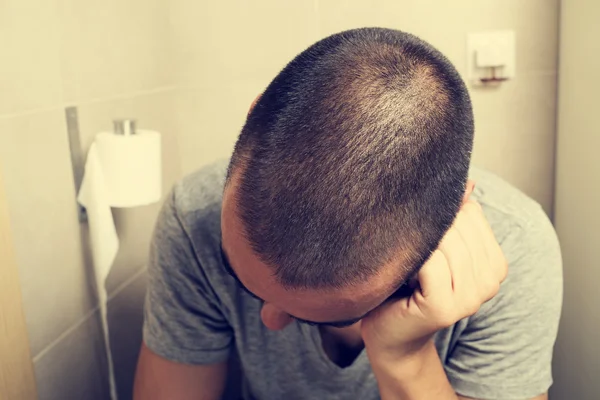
471,74 -> 557,150
474,129 -> 556,214
317,0 -> 559,77
552,3 -> 600,396
76,89 -> 182,293
471,74 -> 558,213
174,80 -> 264,175
317,0 -> 474,70
171,0 -> 318,87
0,0 -> 62,115
511,0 -> 559,73
170,0 -> 318,175
57,0 -> 173,103
0,110 -> 94,356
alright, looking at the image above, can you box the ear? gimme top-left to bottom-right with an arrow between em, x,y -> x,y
248,95 -> 261,116
462,179 -> 476,204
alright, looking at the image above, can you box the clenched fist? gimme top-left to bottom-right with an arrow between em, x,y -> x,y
361,200 -> 508,364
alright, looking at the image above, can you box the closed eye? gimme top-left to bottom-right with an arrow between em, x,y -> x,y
292,316 -> 364,328
220,243 -> 370,328
220,245 -> 264,302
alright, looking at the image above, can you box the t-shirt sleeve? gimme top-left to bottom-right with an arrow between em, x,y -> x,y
445,211 -> 563,400
142,188 -> 233,365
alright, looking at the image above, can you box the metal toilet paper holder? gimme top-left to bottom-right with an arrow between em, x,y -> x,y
66,106 -> 138,223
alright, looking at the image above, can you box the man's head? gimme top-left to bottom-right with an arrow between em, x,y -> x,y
221,28 -> 474,330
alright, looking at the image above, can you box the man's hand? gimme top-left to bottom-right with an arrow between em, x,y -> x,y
361,200 -> 508,365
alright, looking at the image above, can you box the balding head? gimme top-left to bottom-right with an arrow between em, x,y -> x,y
226,28 -> 473,292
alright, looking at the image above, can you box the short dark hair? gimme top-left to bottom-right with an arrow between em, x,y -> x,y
227,28 -> 474,290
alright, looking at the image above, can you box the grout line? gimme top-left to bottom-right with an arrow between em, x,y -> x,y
515,70 -> 558,77
32,265 -> 148,364
0,86 -> 178,122
32,306 -> 99,363
63,85 -> 178,108
2,69 -> 557,122
0,105 -> 64,121
107,266 -> 147,302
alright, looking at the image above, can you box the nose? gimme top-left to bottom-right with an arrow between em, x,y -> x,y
260,302 -> 293,330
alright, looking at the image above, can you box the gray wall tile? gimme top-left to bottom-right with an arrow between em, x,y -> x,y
107,271 -> 147,400
34,312 -> 110,400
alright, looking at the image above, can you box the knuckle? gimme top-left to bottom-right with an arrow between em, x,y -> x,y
461,296 -> 481,316
489,280 -> 501,296
483,282 -> 501,301
437,313 -> 457,328
500,259 -> 509,281
482,274 -> 501,294
464,304 -> 480,317
433,305 -> 457,328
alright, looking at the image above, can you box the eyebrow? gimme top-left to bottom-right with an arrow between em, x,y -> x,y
218,244 -> 375,327
219,245 -> 264,301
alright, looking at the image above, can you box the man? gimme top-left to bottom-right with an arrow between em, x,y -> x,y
134,28 -> 562,399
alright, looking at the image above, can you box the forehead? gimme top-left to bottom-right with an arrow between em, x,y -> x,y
220,178 -> 404,322
221,241 -> 390,321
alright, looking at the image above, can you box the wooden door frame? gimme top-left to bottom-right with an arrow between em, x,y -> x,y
0,165 -> 38,399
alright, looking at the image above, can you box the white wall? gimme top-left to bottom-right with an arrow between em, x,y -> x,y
0,0 -> 181,398
171,0 -> 559,214
551,0 -> 600,398
1,1 -> 561,397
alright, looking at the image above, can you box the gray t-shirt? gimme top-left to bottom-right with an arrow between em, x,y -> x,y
143,160 -> 562,400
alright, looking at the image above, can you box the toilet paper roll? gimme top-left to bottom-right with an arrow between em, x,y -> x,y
77,130 -> 162,400
95,131 -> 162,208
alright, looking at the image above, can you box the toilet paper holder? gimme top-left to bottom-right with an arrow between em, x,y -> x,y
66,107 -> 88,222
113,118 -> 137,136
66,106 -> 139,223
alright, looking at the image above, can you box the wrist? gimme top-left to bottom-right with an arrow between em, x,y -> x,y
368,340 -> 457,400
366,335 -> 433,373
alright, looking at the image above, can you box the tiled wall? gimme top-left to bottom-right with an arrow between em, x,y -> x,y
1,0 -> 559,399
172,0 -> 560,214
0,0 -> 180,398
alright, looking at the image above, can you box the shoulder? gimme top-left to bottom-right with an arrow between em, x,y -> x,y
160,159 -> 230,271
470,167 -> 560,263
169,159 -> 229,238
441,168 -> 562,399
470,167 -> 562,316
469,167 -> 562,334
172,159 -> 230,218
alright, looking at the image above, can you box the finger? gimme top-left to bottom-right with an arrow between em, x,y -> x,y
460,202 -> 507,304
454,202 -> 489,283
463,201 -> 507,283
437,223 -> 472,294
417,249 -> 453,301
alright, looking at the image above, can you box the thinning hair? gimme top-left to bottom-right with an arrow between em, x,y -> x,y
227,28 -> 474,290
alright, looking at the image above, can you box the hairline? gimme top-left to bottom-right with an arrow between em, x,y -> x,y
219,242 -> 394,327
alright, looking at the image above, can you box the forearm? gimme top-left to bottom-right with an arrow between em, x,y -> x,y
369,340 -> 458,400
133,344 -> 227,400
